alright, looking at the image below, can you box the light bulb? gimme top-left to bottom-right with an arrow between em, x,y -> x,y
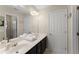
30,11 -> 39,15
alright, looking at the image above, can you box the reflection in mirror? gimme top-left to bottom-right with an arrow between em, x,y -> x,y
6,15 -> 17,41
0,16 -> 4,26
0,16 -> 5,41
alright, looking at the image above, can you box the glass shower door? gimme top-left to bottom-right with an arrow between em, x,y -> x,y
6,15 -> 17,40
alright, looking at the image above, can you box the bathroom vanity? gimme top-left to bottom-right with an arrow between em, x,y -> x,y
0,33 -> 47,54
26,36 -> 47,54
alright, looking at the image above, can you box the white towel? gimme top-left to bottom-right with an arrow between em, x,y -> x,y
25,35 -> 36,41
19,33 -> 27,38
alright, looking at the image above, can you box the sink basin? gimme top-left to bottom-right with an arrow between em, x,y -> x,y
6,43 -> 29,54
0,40 -> 7,45
0,44 -> 6,53
0,37 -> 31,54
0,40 -> 7,53
0,40 -> 17,53
18,40 -> 30,45
6,41 -> 17,48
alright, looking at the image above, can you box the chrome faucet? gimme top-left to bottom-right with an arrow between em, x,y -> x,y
7,39 -> 9,43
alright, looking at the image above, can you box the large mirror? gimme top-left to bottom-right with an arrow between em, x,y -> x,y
6,15 -> 17,40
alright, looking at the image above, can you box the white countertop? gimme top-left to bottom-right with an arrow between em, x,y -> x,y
0,33 -> 47,54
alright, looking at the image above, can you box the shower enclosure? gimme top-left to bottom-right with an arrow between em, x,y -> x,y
6,15 -> 17,40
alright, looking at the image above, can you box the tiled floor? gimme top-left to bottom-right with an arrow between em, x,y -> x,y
44,48 -> 52,54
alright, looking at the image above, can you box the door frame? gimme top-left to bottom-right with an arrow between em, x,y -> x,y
76,6 -> 79,53
68,6 -> 79,54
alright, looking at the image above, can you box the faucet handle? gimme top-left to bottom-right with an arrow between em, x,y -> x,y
16,51 -> 19,53
14,43 -> 17,46
3,37 -> 4,40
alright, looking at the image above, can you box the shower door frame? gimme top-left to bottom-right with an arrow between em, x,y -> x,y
5,14 -> 18,39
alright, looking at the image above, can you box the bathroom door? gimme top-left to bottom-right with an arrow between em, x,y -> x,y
48,9 -> 67,54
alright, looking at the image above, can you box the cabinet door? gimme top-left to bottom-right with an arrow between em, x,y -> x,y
41,37 -> 47,53
36,42 -> 42,54
26,46 -> 36,54
26,36 -> 47,54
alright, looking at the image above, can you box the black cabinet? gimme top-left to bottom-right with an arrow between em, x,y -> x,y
41,37 -> 47,53
26,36 -> 47,54
36,41 -> 42,54
26,46 -> 37,54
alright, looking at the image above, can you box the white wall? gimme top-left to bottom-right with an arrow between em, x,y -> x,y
67,6 -> 78,54
24,15 -> 30,33
0,6 -> 25,41
30,11 -> 48,34
67,6 -> 73,53
71,6 -> 78,53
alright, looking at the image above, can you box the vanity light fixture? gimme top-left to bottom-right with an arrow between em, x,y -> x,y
30,11 -> 39,16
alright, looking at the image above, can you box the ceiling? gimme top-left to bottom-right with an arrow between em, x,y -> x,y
0,5 -> 67,15
11,5 -> 67,14
11,5 -> 50,14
